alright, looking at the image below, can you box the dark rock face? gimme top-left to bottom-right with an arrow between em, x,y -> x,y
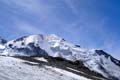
0,37 -> 7,44
75,45 -> 80,47
14,36 -> 27,42
5,34 -> 48,57
8,42 -> 48,57
27,43 -> 48,56
95,50 -> 110,58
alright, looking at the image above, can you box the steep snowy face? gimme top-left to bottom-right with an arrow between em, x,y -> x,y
45,34 -> 80,60
1,34 -> 120,80
83,50 -> 120,79
96,50 -> 120,67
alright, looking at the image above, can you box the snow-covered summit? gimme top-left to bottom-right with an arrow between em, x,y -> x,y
0,34 -> 120,80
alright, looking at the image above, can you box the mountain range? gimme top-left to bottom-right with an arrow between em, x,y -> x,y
0,34 -> 120,80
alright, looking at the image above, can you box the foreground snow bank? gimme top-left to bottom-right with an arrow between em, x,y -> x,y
0,56 -> 91,80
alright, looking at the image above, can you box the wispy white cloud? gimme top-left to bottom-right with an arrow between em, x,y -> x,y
13,19 -> 44,34
1,0 -> 63,33
1,0 -> 50,20
64,0 -> 79,16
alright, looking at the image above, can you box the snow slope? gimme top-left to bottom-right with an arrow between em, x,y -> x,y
0,34 -> 120,80
0,56 -> 91,80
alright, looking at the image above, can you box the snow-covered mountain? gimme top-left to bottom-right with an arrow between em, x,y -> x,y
0,34 -> 120,80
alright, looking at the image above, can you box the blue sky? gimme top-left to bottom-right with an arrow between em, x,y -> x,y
0,0 -> 120,59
